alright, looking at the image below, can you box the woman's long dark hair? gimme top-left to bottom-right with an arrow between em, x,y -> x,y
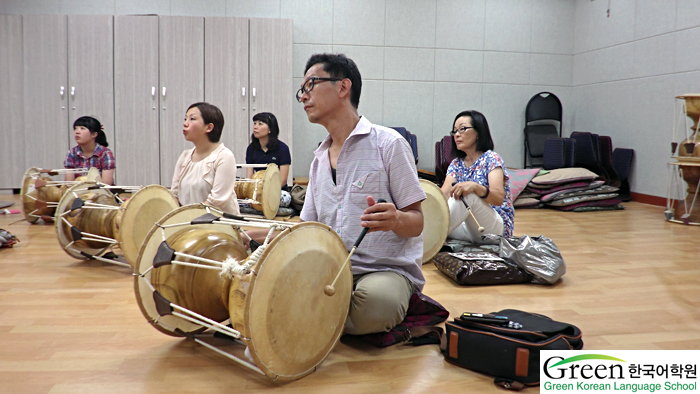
451,110 -> 494,159
251,112 -> 280,151
73,116 -> 108,147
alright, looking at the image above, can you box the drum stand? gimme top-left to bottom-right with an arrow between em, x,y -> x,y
665,94 -> 700,225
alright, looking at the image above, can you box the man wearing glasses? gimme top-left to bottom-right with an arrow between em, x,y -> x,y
297,53 -> 426,335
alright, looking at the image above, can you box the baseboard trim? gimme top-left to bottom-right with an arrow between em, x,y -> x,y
630,192 -> 666,207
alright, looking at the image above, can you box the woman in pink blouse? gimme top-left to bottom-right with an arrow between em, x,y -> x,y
170,102 -> 239,215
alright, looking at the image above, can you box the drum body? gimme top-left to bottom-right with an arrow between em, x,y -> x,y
135,205 -> 351,381
151,227 -> 247,323
419,179 -> 450,264
55,182 -> 179,264
235,164 -> 281,219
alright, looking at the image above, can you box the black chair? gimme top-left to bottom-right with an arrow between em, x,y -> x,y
524,92 -> 562,168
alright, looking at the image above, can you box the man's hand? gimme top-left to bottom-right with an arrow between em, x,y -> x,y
360,196 -> 423,238
360,196 -> 398,233
242,228 -> 277,250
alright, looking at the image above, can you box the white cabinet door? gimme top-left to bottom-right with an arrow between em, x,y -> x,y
67,15 -> 115,165
159,16 -> 205,187
114,15 -> 160,187
249,18 -> 294,183
23,15 -> 69,170
204,17 -> 249,174
0,15 -> 25,188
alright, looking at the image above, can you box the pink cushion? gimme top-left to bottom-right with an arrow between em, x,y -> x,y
507,168 -> 540,201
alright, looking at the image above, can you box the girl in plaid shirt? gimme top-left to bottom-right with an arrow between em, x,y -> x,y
64,116 -> 116,185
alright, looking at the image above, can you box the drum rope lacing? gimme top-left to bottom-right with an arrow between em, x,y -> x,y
153,211 -> 293,278
219,223 -> 285,278
234,178 -> 261,205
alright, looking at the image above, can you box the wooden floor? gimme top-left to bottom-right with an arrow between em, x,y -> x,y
1,193 -> 699,394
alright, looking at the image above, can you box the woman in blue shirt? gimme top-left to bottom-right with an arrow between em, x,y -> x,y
440,110 -> 514,243
245,112 -> 291,191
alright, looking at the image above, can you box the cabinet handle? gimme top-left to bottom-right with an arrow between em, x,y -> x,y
152,87 -> 156,97
162,87 -> 166,97
71,86 -> 75,96
60,86 -> 64,96
242,87 -> 245,97
252,88 -> 256,98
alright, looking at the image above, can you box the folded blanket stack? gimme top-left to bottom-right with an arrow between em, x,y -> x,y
513,168 -> 624,212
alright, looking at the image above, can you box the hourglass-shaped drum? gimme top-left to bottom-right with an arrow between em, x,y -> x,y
55,182 -> 180,266
667,94 -> 700,225
235,164 -> 281,220
134,205 -> 351,381
419,179 -> 449,264
20,167 -> 100,223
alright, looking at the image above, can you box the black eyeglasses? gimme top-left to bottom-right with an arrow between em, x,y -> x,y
296,77 -> 343,103
451,126 -> 475,136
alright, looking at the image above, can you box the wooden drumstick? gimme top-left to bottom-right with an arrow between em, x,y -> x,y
325,198 -> 386,296
452,182 -> 485,233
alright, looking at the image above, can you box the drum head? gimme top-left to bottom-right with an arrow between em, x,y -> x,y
233,221 -> 351,381
21,167 -> 41,223
134,204 -> 241,337
260,164 -> 281,220
55,181 -> 115,259
117,185 -> 179,267
419,179 -> 449,264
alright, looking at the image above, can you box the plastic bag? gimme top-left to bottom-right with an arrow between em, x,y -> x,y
498,235 -> 565,284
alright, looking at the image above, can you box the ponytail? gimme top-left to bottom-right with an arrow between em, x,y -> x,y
95,130 -> 109,147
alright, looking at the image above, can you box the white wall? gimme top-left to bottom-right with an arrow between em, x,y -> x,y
0,0 -> 576,181
572,0 -> 700,198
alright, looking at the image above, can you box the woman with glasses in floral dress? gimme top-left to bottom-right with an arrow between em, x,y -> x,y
440,110 -> 514,243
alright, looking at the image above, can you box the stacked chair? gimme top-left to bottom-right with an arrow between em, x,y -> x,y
612,148 -> 635,201
515,131 -> 635,210
523,92 -> 562,168
542,137 -> 575,170
435,135 -> 457,187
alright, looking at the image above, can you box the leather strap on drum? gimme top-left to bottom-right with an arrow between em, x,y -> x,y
70,197 -> 84,211
190,212 -> 220,225
154,241 -> 176,268
222,212 -> 247,221
70,226 -> 83,241
34,179 -> 47,189
153,290 -> 173,316
79,250 -> 118,260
